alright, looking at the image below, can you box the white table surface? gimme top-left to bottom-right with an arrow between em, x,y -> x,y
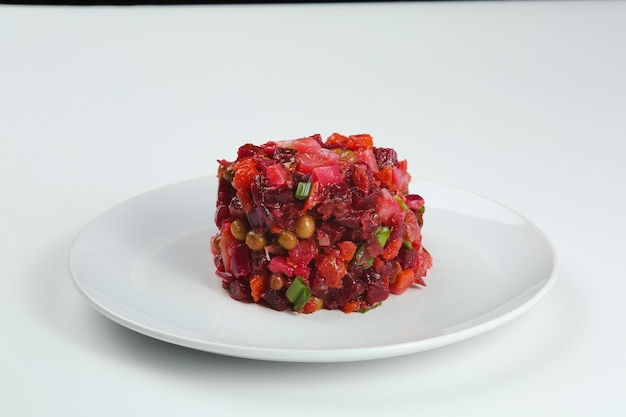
2,1 -> 625,415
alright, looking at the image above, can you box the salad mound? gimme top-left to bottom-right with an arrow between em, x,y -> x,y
211,133 -> 432,314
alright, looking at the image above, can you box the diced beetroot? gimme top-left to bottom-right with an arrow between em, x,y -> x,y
214,204 -> 230,228
356,148 -> 379,173
373,259 -> 401,281
377,189 -> 404,224
219,221 -> 235,273
268,204 -> 298,232
373,147 -> 398,168
276,136 -> 322,154
261,288 -> 289,311
249,251 -> 270,275
392,165 -> 411,193
217,178 -> 235,206
365,233 -> 384,258
229,243 -> 251,278
333,275 -> 367,307
268,256 -> 296,277
213,253 -> 224,270
228,195 -> 246,218
247,204 -> 273,235
293,264 -> 312,279
264,163 -> 289,187
404,209 -> 421,243
289,239 -> 319,266
397,245 -> 418,270
295,149 -> 341,174
316,221 -> 345,247
311,165 -> 342,186
272,146 -> 296,164
250,181 -> 293,206
405,194 -> 425,211
334,211 -> 361,229
415,248 -> 433,280
318,182 -> 351,220
353,191 -> 379,211
261,141 -> 277,157
364,269 -> 390,305
352,163 -> 372,194
229,278 -> 252,302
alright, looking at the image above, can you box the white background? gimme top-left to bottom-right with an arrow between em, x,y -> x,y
2,1 -> 625,416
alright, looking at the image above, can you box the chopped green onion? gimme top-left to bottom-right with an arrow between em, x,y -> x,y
394,196 -> 408,211
403,240 -> 413,249
352,243 -> 373,269
286,276 -> 311,311
420,206 -> 425,214
375,226 -> 392,248
359,302 -> 382,314
295,182 -> 311,200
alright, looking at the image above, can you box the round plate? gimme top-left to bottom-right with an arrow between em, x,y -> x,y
69,177 -> 558,362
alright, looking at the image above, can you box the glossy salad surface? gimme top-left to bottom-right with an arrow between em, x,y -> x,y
211,133 -> 432,314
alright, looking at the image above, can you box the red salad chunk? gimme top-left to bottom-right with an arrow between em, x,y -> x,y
211,133 -> 432,314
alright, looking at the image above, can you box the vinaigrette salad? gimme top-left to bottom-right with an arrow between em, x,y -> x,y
211,133 -> 432,314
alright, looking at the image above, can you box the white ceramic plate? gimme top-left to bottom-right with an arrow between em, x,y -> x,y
69,177 -> 558,362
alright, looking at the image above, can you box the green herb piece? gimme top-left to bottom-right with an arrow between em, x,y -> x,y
295,182 -> 312,200
375,226 -> 392,248
403,240 -> 413,249
359,302 -> 382,314
420,206 -> 425,214
352,243 -> 373,269
286,276 -> 311,311
394,196 -> 408,211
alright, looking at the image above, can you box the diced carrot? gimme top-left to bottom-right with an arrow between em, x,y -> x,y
382,237 -> 404,261
315,254 -> 346,289
347,134 -> 373,150
337,240 -> 357,262
374,165 -> 393,188
390,269 -> 415,295
249,274 -> 266,303
232,157 -> 260,191
342,300 -> 360,314
302,297 -> 323,314
325,132 -> 350,149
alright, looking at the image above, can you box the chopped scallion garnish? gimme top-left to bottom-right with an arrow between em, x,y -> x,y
295,182 -> 312,200
351,243 -> 373,269
375,226 -> 392,248
286,276 -> 311,311
394,196 -> 408,211
358,301 -> 382,313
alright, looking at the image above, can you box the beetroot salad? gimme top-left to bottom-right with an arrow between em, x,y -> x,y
211,133 -> 432,314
